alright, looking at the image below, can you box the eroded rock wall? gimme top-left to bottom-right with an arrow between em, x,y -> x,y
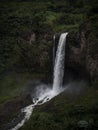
66,22 -> 98,82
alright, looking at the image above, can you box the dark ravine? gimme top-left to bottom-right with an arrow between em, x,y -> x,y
0,21 -> 97,130
0,1 -> 98,130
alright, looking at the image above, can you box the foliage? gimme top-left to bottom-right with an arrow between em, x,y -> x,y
1,0 -> 96,74
0,0 -> 98,129
20,86 -> 98,130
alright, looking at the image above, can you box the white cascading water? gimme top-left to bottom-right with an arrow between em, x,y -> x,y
10,32 -> 68,130
53,35 -> 55,66
53,33 -> 68,92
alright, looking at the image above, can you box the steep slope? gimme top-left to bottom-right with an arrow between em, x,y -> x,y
19,83 -> 98,130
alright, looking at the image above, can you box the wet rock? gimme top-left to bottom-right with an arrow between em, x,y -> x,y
78,120 -> 89,128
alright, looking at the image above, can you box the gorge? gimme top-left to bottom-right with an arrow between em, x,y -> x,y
0,1 -> 98,130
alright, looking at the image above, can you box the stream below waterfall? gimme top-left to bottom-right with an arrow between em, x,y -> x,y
11,85 -> 65,130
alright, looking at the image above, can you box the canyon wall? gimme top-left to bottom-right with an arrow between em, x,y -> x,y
66,22 -> 98,82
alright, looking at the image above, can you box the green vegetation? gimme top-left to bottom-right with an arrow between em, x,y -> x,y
0,0 -> 88,103
0,0 -> 94,74
0,0 -> 97,75
0,72 -> 45,104
20,85 -> 98,130
0,0 -> 98,129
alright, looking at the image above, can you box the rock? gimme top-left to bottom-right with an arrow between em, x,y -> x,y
65,22 -> 98,82
78,120 -> 89,128
54,33 -> 61,58
29,32 -> 36,44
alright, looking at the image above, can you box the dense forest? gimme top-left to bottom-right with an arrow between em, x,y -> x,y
0,0 -> 97,74
0,0 -> 98,130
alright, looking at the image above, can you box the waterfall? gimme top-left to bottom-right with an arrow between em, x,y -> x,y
10,32 -> 68,130
53,35 -> 55,66
53,33 -> 68,92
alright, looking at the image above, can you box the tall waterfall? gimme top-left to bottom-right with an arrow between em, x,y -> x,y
53,35 -> 55,66
53,33 -> 68,92
10,32 -> 68,130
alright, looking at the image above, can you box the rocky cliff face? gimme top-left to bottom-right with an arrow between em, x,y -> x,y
66,22 -> 98,83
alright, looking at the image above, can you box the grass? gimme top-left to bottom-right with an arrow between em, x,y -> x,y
54,24 -> 79,32
0,72 -> 45,104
